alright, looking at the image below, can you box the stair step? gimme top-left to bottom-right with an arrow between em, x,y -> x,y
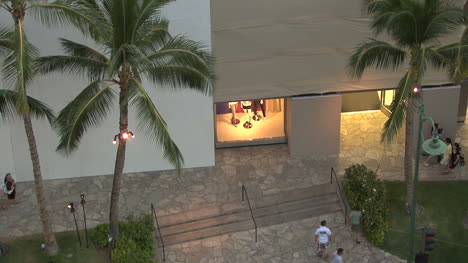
159,193 -> 338,236
257,202 -> 342,228
161,219 -> 255,246
251,184 -> 336,208
158,186 -> 337,228
157,202 -> 341,247
153,183 -> 343,247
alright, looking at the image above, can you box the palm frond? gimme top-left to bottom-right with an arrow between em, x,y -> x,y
129,78 -> 183,170
422,8 -> 464,43
27,94 -> 56,125
0,88 -> 54,124
59,38 -> 109,62
55,80 -> 116,154
0,26 -> 14,55
36,55 -> 108,82
134,17 -> 170,53
1,24 -> 39,113
434,43 -> 468,83
0,89 -> 18,123
142,64 -> 213,95
131,0 -> 169,42
347,39 -> 406,79
109,0 -> 139,48
29,0 -> 110,41
381,69 -> 420,143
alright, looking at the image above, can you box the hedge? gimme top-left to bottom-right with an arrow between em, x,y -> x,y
90,214 -> 158,263
342,164 -> 389,247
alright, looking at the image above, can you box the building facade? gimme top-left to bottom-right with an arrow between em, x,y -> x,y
0,0 -> 466,182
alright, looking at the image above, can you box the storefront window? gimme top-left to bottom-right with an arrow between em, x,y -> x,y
215,99 -> 285,144
380,89 -> 395,107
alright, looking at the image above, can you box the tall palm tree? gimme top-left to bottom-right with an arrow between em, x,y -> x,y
348,0 -> 466,207
36,0 -> 214,246
0,0 -> 59,255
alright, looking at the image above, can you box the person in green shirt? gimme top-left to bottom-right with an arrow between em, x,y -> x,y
350,210 -> 362,244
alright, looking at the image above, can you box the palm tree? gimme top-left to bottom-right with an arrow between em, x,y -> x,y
36,0 -> 214,246
347,0 -> 466,207
0,0 -> 59,255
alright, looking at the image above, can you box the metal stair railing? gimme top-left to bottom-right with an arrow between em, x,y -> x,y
330,167 -> 352,225
151,203 -> 166,261
241,185 -> 258,243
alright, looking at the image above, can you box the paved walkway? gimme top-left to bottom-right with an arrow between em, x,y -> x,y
163,212 -> 403,263
1,110 -> 466,262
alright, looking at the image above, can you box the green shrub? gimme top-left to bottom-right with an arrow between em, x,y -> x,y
89,213 -> 157,263
343,164 -> 389,247
90,223 -> 110,248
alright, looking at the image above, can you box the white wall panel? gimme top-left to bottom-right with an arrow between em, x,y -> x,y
0,0 -> 214,182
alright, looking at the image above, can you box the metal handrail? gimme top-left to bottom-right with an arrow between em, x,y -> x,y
330,168 -> 352,225
241,185 -> 258,243
151,203 -> 166,262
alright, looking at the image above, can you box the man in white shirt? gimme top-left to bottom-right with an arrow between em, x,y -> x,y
315,220 -> 332,258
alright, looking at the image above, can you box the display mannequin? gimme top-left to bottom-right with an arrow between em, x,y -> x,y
228,101 -> 240,126
252,100 -> 266,121
241,100 -> 253,128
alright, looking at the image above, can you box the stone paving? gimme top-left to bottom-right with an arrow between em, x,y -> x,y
1,110 -> 467,262
162,212 -> 403,263
340,110 -> 468,181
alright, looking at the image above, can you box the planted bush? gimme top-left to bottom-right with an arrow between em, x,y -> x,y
90,214 -> 157,263
343,164 -> 388,247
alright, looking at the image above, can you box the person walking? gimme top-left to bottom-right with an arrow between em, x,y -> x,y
441,138 -> 453,173
350,210 -> 362,244
448,143 -> 464,177
315,220 -> 332,258
331,248 -> 344,263
2,173 -> 18,209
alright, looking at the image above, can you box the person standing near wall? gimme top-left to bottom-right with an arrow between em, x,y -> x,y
350,210 -> 362,244
2,173 -> 18,209
441,138 -> 453,173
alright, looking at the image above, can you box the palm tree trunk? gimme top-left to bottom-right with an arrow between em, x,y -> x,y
109,81 -> 129,248
404,98 -> 417,207
23,110 -> 59,256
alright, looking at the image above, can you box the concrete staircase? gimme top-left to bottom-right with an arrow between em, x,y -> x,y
154,184 -> 341,247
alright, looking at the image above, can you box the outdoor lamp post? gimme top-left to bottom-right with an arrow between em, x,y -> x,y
80,194 -> 89,248
407,104 -> 446,263
67,202 -> 82,247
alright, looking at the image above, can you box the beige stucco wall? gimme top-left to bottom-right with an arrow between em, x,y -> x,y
423,86 -> 461,140
287,95 -> 341,157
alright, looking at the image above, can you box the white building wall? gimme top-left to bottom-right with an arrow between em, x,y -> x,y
0,0 -> 214,182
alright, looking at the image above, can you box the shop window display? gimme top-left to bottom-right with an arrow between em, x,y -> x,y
215,99 -> 285,143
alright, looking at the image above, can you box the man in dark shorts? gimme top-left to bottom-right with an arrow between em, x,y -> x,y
315,220 -> 332,258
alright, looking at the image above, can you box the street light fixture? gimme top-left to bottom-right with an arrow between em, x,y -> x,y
112,131 -> 135,144
407,104 -> 446,263
67,202 -> 82,248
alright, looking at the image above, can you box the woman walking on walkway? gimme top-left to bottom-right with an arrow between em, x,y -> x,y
2,173 -> 18,209
449,143 -> 464,178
